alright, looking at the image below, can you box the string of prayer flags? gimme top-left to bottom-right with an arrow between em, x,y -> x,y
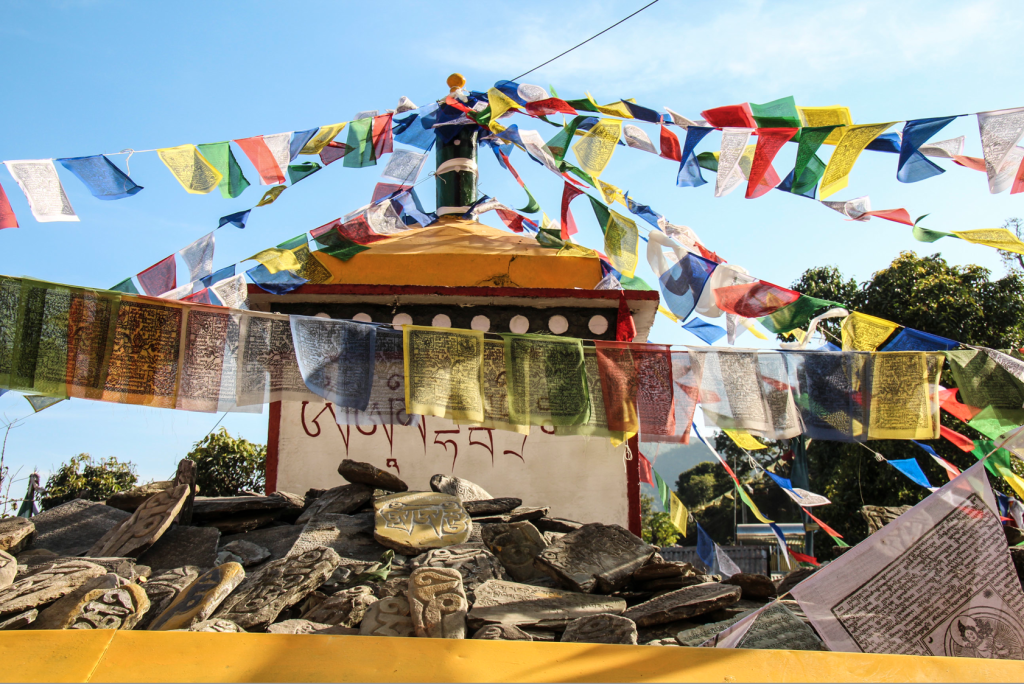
682,317 -> 726,344
403,325 -> 485,423
819,123 -> 895,199
290,315 -> 376,411
977,107 -> 1024,193
573,118 -> 622,179
841,312 -> 899,351
0,182 -> 18,229
692,423 -> 774,523
178,233 -> 215,283
300,123 -> 346,155
588,197 -> 639,278
914,441 -> 963,480
897,117 -> 958,183
234,133 -> 290,185
946,348 -> 1024,409
3,160 -> 78,221
219,209 -> 251,230
724,429 -> 766,450
137,255 -> 176,297
769,521 -> 792,570
57,155 -> 142,200
504,334 -> 589,427
196,142 -> 250,199
676,126 -> 714,187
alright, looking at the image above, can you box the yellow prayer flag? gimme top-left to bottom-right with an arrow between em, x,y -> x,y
797,105 -> 853,145
605,209 -> 640,278
488,88 -> 521,133
867,352 -> 943,440
841,312 -> 899,351
658,305 -> 680,323
309,251 -> 346,283
247,247 -> 302,274
951,228 -> 1024,255
292,245 -> 332,284
256,186 -> 286,207
724,429 -> 767,450
557,243 -> 599,259
573,118 -> 622,179
819,122 -> 896,199
669,492 -> 688,537
736,484 -> 773,523
157,144 -> 222,195
596,179 -> 627,207
301,123 -> 346,154
588,94 -> 634,119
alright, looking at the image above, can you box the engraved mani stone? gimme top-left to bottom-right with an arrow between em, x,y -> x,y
534,523 -> 656,593
190,619 -> 245,633
480,522 -> 548,583
296,484 -> 374,525
338,459 -> 408,492
0,560 -> 106,618
88,484 -> 190,558
622,583 -> 742,627
30,500 -> 129,557
147,562 -> 246,631
408,545 -> 508,600
472,623 -> 533,641
374,492 -> 472,556
290,512 -> 389,563
561,613 -> 638,645
731,603 -> 826,651
0,517 -> 34,554
722,573 -> 777,600
221,540 -> 271,567
33,574 -> 150,631
137,566 -> 201,630
467,580 -> 627,630
266,619 -> 336,634
359,595 -> 415,637
302,585 -> 378,627
19,555 -> 146,583
407,567 -> 468,639
214,547 -> 341,631
429,474 -> 492,502
463,498 -> 523,517
675,615 -> 746,647
0,551 -> 15,589
0,609 -> 37,630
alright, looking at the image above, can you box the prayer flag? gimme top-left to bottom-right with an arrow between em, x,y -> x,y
110,278 -> 139,295
3,160 -> 78,221
589,196 -> 639,278
653,470 -> 671,509
915,440 -> 964,479
256,185 -> 286,207
290,128 -> 319,161
201,264 -> 235,289
683,318 -> 726,344
156,145 -> 223,194
624,193 -> 661,228
657,252 -> 717,322
750,96 -> 800,129
713,280 -> 801,318
196,142 -> 250,199
669,492 -> 688,537
768,522 -> 793,570
287,162 -> 321,185
343,117 -> 376,168
819,123 -> 896,199
300,123 -> 346,154
616,294 -> 637,343
638,452 -> 654,485
789,551 -> 819,567
952,228 -> 1024,255
560,181 -> 583,240
841,312 -> 898,351
660,126 -> 682,161
977,107 -> 1024,193
403,325 -> 485,423
700,103 -> 756,128
209,273 -> 248,309
797,106 -> 852,144
381,150 -> 429,185
371,114 -> 394,159
623,124 -> 657,154
57,155 -> 142,200
247,247 -> 301,274
487,87 -> 521,131
758,295 -> 840,335
178,232 -> 215,282
746,128 -> 797,199
867,351 -> 943,441
392,104 -> 438,151
898,116 -> 957,183
319,141 -> 352,166
887,457 -> 936,490
715,128 -> 754,197
181,288 -> 215,305
0,182 -> 18,229
573,119 -> 622,179
676,126 -> 714,187
234,134 -> 289,185
137,255 -> 176,297
218,209 -> 251,229
290,315 -> 376,410
940,424 -> 976,453
695,522 -> 715,570
24,395 -> 64,413
724,429 -> 766,450
880,328 -> 959,352
245,264 -> 306,295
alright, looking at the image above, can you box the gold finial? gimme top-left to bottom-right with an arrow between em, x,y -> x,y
447,73 -> 466,93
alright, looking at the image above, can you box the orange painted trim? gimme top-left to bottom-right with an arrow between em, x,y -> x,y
264,401 -> 281,494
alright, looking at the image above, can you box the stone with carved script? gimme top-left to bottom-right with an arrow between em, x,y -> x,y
463,498 -> 522,517
429,475 -> 492,502
290,512 -> 389,563
33,574 -> 150,630
0,517 -> 34,554
30,500 -> 128,557
480,522 -> 548,583
221,540 -> 271,567
0,560 -> 106,617
534,523 -> 656,593
407,544 -> 508,600
296,484 -> 374,525
266,619 -> 333,634
731,603 -> 826,651
471,623 -> 533,641
723,573 -> 777,600
0,609 -> 37,630
359,595 -> 415,637
136,566 -> 201,630
88,484 -> 190,558
467,580 -> 627,630
561,613 -> 638,645
622,583 -> 742,627
0,551 -> 15,589
407,567 -> 467,639
338,459 -> 408,492
147,562 -> 246,631
19,555 -> 148,583
190,619 -> 245,632
214,547 -> 341,630
860,505 -> 912,534
301,585 -> 378,627
674,614 -> 746,647
374,492 -> 472,556
105,481 -> 174,513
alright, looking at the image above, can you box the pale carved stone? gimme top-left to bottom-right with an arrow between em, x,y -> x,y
214,547 -> 341,630
34,574 -> 150,630
30,500 -> 128,556
0,560 -> 106,617
359,595 -> 414,637
408,544 -> 508,599
147,562 -> 246,631
338,459 -> 408,492
722,573 -> 777,600
374,492 -> 472,555
302,585 -> 378,627
480,522 -> 547,583
467,580 -> 627,630
0,609 -> 37,630
88,484 -> 190,558
472,623 -> 533,640
296,484 -> 374,525
290,512 -> 389,562
0,550 -> 15,589
534,523 -> 656,593
19,555 -> 146,583
622,583 -> 742,627
429,474 -> 492,502
137,566 -> 201,630
0,517 -> 34,554
266,619 -> 333,634
561,613 -> 638,645
407,567 -> 467,639
190,619 -> 244,632
221,540 -> 271,567
729,603 -> 826,651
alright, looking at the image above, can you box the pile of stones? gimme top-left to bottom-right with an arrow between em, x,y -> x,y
0,457 -> 834,648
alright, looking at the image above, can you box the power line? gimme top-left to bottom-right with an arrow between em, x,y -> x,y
508,0 -> 661,82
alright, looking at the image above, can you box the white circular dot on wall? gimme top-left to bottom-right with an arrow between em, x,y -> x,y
548,315 -> 569,334
509,315 -> 530,334
588,315 -> 609,335
392,313 -> 412,329
353,313 -> 372,323
432,314 -> 452,328
471,315 -> 491,332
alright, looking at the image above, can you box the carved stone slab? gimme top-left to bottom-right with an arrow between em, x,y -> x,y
338,459 -> 408,492
0,517 -> 34,554
429,475 -> 492,502
0,609 -> 37,630
374,492 -> 472,555
20,555 -> 146,583
215,547 -> 341,630
408,567 -> 467,639
290,512 -> 389,562
266,619 -> 336,634
732,603 -> 826,651
137,566 -> 201,630
0,560 -> 106,617
463,498 -> 522,517
88,484 -> 189,558
408,544 -> 508,600
633,556 -> 697,583
675,615 -> 745,646
221,540 -> 271,567
147,562 -> 246,631
534,518 -> 583,534
359,595 -> 414,637
296,484 -> 374,525
467,580 -> 627,630
472,623 -> 533,640
105,481 -> 173,513
220,525 -> 304,564
480,522 -> 547,582
137,526 -> 220,571
190,619 -> 245,632
30,500 -> 129,556
302,585 -> 378,627
622,583 -> 742,627
534,523 -> 656,593
34,574 -> 150,630
561,613 -> 638,645
0,551 -> 15,589
722,573 -> 777,600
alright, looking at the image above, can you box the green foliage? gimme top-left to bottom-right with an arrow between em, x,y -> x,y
640,494 -> 681,547
188,428 -> 266,497
41,453 -> 138,510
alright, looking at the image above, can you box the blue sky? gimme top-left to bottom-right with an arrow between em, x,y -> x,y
1,0 -> 1023,488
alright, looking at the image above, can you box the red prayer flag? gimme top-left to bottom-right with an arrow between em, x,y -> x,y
699,103 -> 755,129
616,293 -> 637,342
496,208 -> 526,233
938,387 -> 982,423
234,136 -> 286,185
803,507 -> 843,539
137,255 -> 177,297
697,244 -> 726,264
183,288 -> 217,305
524,98 -> 577,117
594,342 -> 639,433
560,181 -> 584,240
860,208 -> 914,225
372,114 -> 394,159
372,183 -> 412,203
746,128 -> 797,199
1012,155 -> 1024,195
713,281 -> 801,318
338,215 -> 391,245
789,551 -> 820,567
0,182 -> 17,229
638,452 -> 654,485
320,141 -> 352,166
952,155 -> 987,172
940,424 -> 976,452
659,126 -> 682,161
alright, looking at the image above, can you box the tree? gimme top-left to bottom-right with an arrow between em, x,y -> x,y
998,217 -> 1024,273
41,453 -> 138,510
640,494 -> 682,547
188,428 -> 266,497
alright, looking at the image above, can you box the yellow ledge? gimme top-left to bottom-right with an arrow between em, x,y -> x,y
2,631 -> 1021,683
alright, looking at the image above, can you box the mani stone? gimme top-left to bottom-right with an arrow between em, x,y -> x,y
480,522 -> 548,583
534,518 -> 583,534
561,614 -> 638,645
291,512 -> 389,562
0,560 -> 106,617
861,505 -> 912,534
723,573 -> 777,600
220,525 -> 304,564
0,517 -> 35,554
137,566 -> 201,630
408,545 -> 508,600
301,585 -> 377,627
18,555 -> 147,583
730,603 -> 826,651
472,623 -> 533,641
775,568 -> 817,596
137,526 -> 220,571
429,474 -> 492,502
359,595 -> 415,637
88,484 -> 190,558
338,459 -> 408,492
296,484 -> 374,525
463,498 -> 522,517
675,615 -> 746,647
632,556 -> 697,583
105,481 -> 173,513
147,562 -> 246,631
622,583 -> 742,627
215,547 -> 341,631
407,567 -> 468,639
0,609 -> 37,630
374,492 -> 472,555
467,580 -> 627,630
30,500 -> 129,556
190,619 -> 245,632
173,458 -> 198,525
534,523 -> 656,593
222,540 -> 271,567
0,551 -> 15,589
33,573 -> 150,630
266,619 -> 338,634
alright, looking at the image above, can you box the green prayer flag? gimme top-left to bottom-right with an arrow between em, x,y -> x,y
277,234 -> 308,250
696,151 -> 718,172
912,224 -> 956,243
619,274 -> 653,290
947,349 -> 1024,409
287,162 -> 321,185
319,242 -> 370,262
547,116 -> 589,163
759,295 -> 841,334
968,406 -> 1024,441
110,278 -> 139,295
344,117 -> 376,168
502,334 -> 590,428
750,96 -> 801,129
560,161 -> 596,187
971,439 -> 1016,478
790,154 -> 826,196
197,141 -> 250,199
518,183 -> 540,214
564,97 -> 598,113
792,126 -> 839,184
588,195 -> 611,233
653,470 -> 671,510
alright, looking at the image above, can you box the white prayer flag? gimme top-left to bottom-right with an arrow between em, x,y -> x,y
262,132 -> 292,183
3,159 -> 78,222
714,128 -> 753,198
178,232 -> 215,282
977,108 -> 1024,194
210,274 -> 249,310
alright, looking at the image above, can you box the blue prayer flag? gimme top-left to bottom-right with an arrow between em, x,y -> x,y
695,522 -> 716,571
246,265 -> 307,295
676,127 -> 714,187
887,457 -> 934,490
623,101 -> 661,123
660,253 -> 717,322
201,264 -> 236,289
624,192 -> 662,228
880,328 -> 959,352
765,470 -> 797,494
682,317 -> 727,344
898,116 -> 958,183
57,155 -> 142,200
393,103 -> 439,150
865,132 -> 902,154
219,209 -> 251,229
290,128 -> 319,161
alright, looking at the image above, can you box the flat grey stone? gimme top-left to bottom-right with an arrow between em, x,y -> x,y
463,498 -> 522,517
467,579 -> 626,630
481,522 -> 547,583
296,484 -> 374,524
338,459 -> 408,492
221,540 -> 271,567
534,523 -> 656,593
732,603 -> 826,651
137,566 -> 201,630
88,485 -> 189,558
0,560 -> 107,617
429,474 -> 492,502
30,500 -> 129,556
533,518 -> 583,534
137,526 -> 220,571
472,623 -> 533,640
105,481 -> 173,513
675,615 -> 745,646
220,525 -> 304,564
0,518 -> 34,554
0,609 -> 37,630
622,583 -> 742,627
291,512 -> 390,562
561,613 -> 638,645
723,573 -> 777,600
